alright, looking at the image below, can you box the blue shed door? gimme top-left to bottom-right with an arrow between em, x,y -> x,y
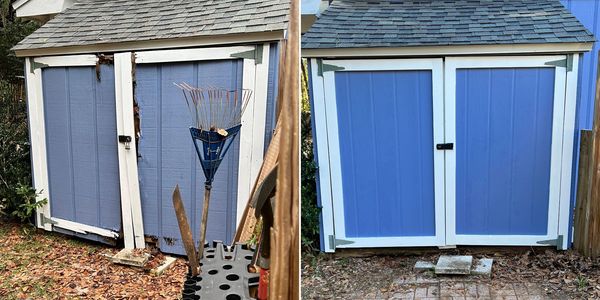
136,59 -> 242,255
322,59 -> 446,248
42,65 -> 122,242
445,57 -> 567,246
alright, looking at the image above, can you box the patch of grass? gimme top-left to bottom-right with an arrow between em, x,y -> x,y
337,257 -> 350,267
577,275 -> 588,291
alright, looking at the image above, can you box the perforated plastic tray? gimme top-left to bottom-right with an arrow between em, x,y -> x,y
182,241 -> 259,300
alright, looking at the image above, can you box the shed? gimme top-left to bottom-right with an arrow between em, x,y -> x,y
14,0 -> 289,255
303,0 -> 595,252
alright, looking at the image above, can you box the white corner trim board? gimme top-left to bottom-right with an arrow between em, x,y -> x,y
309,59 -> 335,252
26,57 -> 51,231
236,52 -> 260,226
241,43 -> 270,225
559,53 -> 580,250
114,52 -> 145,249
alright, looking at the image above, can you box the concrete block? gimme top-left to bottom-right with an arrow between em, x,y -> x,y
111,249 -> 150,267
435,255 -> 472,275
472,258 -> 493,277
414,261 -> 435,271
150,256 -> 177,276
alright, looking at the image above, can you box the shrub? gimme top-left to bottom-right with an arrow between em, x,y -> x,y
0,79 -> 43,223
301,60 -> 321,251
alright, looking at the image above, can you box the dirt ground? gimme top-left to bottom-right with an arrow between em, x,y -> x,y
301,247 -> 600,299
0,221 -> 188,299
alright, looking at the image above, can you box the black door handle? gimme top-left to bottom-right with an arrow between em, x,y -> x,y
436,143 -> 454,150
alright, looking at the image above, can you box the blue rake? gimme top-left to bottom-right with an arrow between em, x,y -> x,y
175,83 -> 252,264
189,124 -> 241,188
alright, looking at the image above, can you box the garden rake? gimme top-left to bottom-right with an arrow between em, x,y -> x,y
174,83 -> 253,269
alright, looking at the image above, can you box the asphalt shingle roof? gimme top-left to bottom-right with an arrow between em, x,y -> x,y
14,0 -> 289,51
302,0 -> 595,49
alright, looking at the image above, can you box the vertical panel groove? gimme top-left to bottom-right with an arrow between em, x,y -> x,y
157,66 -> 163,242
508,69 -> 516,232
66,68 -> 76,221
93,69 -> 101,226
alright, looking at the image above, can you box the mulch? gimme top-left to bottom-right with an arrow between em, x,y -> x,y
301,247 -> 600,299
0,221 -> 188,299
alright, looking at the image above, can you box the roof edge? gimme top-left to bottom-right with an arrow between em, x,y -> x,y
301,42 -> 594,58
14,30 -> 284,57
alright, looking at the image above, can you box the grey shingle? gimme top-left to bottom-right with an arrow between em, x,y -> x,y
14,0 -> 289,51
302,0 -> 595,49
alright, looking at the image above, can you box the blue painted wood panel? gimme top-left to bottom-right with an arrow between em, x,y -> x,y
264,42 -> 280,152
335,70 -> 436,238
455,68 -> 555,235
136,60 -> 241,255
42,65 -> 121,238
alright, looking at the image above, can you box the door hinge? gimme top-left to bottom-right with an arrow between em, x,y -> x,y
545,55 -> 573,72
536,235 -> 564,250
39,213 -> 57,226
317,59 -> 344,76
230,45 -> 263,64
29,61 -> 49,73
328,235 -> 354,249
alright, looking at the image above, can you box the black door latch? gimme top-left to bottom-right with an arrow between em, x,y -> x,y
436,143 -> 454,150
118,135 -> 132,143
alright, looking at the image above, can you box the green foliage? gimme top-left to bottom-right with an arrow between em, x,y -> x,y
11,184 -> 46,222
301,60 -> 321,252
577,275 -> 588,291
0,16 -> 38,82
0,79 -> 43,224
0,1 -> 41,223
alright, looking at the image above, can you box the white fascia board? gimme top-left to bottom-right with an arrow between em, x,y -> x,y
135,46 -> 255,64
301,43 -> 594,58
34,55 -> 97,67
12,0 -> 29,10
14,31 -> 284,57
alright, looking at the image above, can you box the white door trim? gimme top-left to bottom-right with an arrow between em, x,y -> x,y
321,58 -> 446,248
134,44 -> 268,227
444,55 -> 570,246
309,59 -> 336,252
26,57 -> 52,231
114,52 -> 145,249
559,54 -> 580,250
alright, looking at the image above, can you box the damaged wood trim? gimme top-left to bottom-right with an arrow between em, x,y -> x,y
26,58 -> 52,231
95,54 -> 114,81
114,52 -> 145,249
50,216 -> 120,238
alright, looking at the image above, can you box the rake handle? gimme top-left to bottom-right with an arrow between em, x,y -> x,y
198,185 -> 212,260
